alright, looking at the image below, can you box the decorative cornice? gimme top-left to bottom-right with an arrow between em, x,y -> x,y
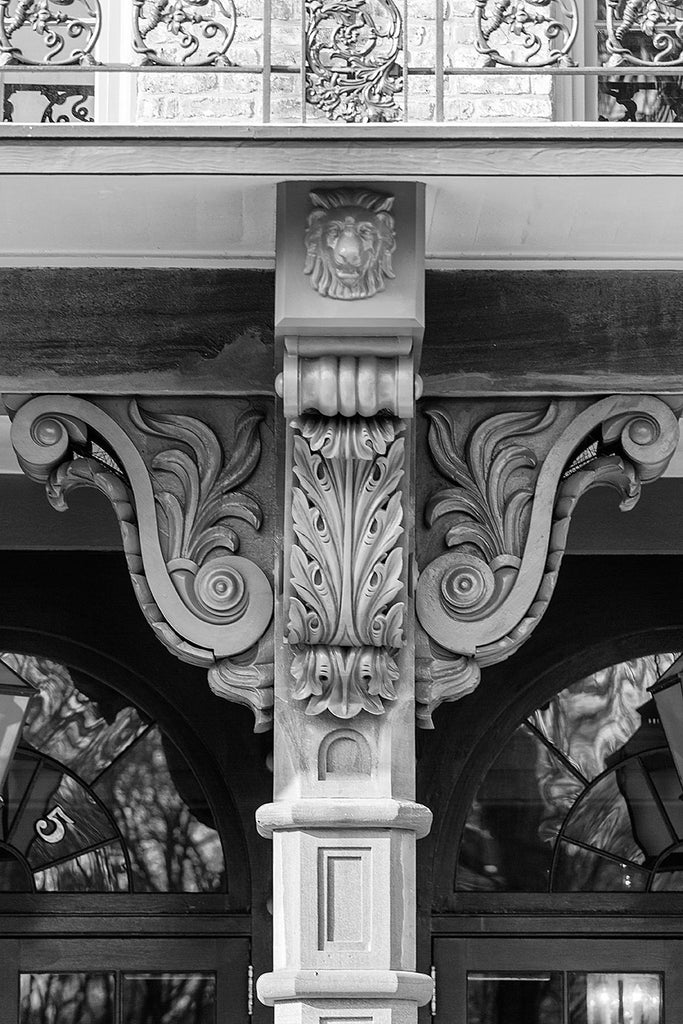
9,394 -> 274,730
416,394 -> 681,722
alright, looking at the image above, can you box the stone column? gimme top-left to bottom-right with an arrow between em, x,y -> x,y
256,182 -> 433,1024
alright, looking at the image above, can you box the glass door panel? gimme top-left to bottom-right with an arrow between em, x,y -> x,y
9,938 -> 248,1024
467,972 -> 563,1023
435,938 -> 678,1024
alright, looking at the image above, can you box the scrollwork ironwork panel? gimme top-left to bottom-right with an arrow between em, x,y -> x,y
3,82 -> 94,121
133,0 -> 237,67
305,0 -> 404,122
474,0 -> 579,68
0,0 -> 101,66
605,0 -> 683,66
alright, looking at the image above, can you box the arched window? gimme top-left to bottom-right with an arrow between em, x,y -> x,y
456,653 -> 683,894
0,652 -> 249,1024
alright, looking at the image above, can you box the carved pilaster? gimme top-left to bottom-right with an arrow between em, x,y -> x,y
257,181 -> 431,1024
416,395 -> 682,726
8,394 -> 275,730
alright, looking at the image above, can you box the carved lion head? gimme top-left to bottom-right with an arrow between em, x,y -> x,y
303,188 -> 396,300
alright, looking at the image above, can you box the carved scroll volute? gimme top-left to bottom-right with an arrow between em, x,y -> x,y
415,395 -> 682,726
9,394 -> 275,731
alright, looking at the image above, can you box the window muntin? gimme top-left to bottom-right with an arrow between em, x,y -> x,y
456,653 -> 683,893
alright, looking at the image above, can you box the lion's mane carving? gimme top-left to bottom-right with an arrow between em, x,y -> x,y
304,188 -> 396,300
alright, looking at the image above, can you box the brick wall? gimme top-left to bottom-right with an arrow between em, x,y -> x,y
136,0 -> 553,124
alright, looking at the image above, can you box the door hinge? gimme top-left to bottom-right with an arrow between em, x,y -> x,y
430,965 -> 437,1018
248,964 -> 254,1017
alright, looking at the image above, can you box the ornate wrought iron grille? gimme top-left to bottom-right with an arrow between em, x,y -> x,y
1,0 -> 683,123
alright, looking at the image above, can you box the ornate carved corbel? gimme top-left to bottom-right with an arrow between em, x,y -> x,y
8,394 -> 275,731
415,395 -> 682,726
276,182 -> 425,721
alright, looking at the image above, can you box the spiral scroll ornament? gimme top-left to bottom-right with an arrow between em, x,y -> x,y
605,0 -> 683,66
416,396 -> 681,709
0,0 -> 101,66
306,0 -> 403,122
133,0 -> 237,67
474,0 -> 579,68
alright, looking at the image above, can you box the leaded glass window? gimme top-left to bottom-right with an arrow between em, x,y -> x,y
456,653 -> 683,893
0,654 -> 225,894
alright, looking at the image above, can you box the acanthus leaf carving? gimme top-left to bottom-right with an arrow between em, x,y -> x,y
287,415 -> 405,650
416,395 -> 681,703
208,634 -> 274,733
10,394 -> 274,731
286,414 -> 406,720
291,644 -> 398,719
415,624 -> 480,730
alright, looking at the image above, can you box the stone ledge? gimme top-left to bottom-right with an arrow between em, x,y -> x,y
257,970 -> 434,1005
255,799 -> 432,839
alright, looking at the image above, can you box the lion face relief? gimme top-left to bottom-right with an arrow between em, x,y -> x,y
303,188 -> 396,300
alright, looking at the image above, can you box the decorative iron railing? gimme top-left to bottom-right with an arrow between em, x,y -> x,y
1,0 -> 683,123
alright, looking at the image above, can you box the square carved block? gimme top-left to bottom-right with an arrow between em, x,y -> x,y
273,829 -> 416,972
275,181 -> 425,345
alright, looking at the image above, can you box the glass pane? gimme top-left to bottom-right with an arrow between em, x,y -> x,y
23,769 -> 118,870
20,973 -> 115,1024
531,656 -> 675,782
95,728 -> 224,893
122,973 -> 216,1024
553,840 -> 648,892
568,973 -> 662,1024
0,843 -> 32,891
467,972 -> 562,1024
563,771 -> 646,865
457,725 -> 582,891
34,841 -> 129,893
640,749 -> 683,842
2,654 -> 148,784
2,750 -> 39,841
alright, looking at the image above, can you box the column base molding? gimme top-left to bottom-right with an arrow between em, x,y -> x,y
256,799 -> 432,839
257,970 -> 433,1005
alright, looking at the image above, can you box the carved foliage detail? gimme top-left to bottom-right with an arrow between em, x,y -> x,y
287,414 -> 405,720
416,396 -> 681,722
292,645 -> 398,718
10,395 -> 274,732
288,415 -> 405,648
424,403 -> 557,622
304,188 -> 396,301
130,402 -> 264,626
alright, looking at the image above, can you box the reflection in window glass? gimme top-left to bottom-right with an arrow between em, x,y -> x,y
0,655 -> 225,894
2,654 -> 148,784
467,972 -> 562,1024
122,973 -> 216,1024
34,841 -> 129,893
456,654 -> 683,893
459,726 -> 581,891
20,973 -> 115,1024
568,973 -> 661,1024
553,840 -> 648,893
95,728 -> 224,893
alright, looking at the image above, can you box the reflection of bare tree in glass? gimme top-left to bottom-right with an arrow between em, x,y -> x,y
123,974 -> 216,1024
20,972 -> 115,1024
96,729 -> 224,894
